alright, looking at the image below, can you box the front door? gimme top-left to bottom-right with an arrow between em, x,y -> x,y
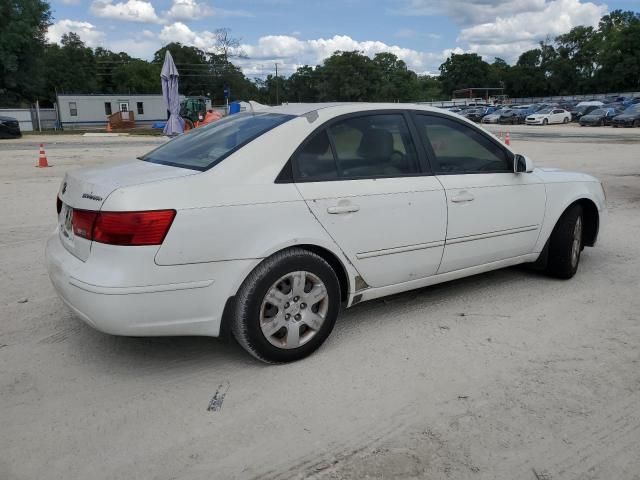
411,113 -> 546,273
294,112 -> 447,288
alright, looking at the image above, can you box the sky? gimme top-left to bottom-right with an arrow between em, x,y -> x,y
46,0 -> 638,77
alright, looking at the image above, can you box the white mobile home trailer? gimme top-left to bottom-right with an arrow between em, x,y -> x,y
56,94 -> 181,129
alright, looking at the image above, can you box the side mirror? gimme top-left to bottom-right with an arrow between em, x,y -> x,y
514,154 -> 534,173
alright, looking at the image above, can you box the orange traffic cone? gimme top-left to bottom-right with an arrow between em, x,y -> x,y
37,143 -> 50,168
505,132 -> 511,146
106,120 -> 113,133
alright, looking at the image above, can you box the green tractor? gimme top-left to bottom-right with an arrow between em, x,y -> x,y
179,96 -> 210,130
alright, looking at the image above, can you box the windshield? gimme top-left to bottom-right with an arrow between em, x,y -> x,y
140,112 -> 295,171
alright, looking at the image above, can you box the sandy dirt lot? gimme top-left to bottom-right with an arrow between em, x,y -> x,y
1,126 -> 639,480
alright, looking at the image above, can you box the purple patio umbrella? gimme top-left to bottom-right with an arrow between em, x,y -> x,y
161,51 -> 185,136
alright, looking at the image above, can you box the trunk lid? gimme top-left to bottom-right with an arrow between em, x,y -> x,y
57,160 -> 197,261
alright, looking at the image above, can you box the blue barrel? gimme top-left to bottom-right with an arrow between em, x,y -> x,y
229,101 -> 241,114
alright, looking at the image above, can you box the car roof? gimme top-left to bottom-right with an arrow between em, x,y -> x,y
0,115 -> 17,121
264,102 -> 458,117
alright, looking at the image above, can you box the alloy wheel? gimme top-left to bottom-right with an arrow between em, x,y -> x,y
259,271 -> 329,349
571,216 -> 582,268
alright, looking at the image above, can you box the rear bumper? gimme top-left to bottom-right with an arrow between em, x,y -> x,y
45,230 -> 258,337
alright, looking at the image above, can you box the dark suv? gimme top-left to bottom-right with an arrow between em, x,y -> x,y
0,116 -> 21,139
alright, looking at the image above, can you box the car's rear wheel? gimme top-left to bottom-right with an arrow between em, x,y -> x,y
563,117 -> 569,124
231,248 -> 341,363
545,204 -> 584,279
543,118 -> 548,125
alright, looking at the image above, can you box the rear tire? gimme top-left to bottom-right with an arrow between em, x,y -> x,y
563,117 -> 569,124
545,204 -> 584,279
231,248 -> 341,363
543,118 -> 548,126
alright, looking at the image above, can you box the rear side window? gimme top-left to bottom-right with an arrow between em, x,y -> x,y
296,130 -> 338,181
140,113 -> 294,171
414,115 -> 511,174
294,114 -> 419,181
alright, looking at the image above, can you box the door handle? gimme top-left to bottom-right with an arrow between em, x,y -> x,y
327,204 -> 360,214
451,192 -> 475,203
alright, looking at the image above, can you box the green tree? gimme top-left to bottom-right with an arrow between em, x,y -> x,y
44,33 -> 98,97
372,52 -> 421,101
438,53 -> 492,96
315,51 -> 381,101
0,0 -> 51,105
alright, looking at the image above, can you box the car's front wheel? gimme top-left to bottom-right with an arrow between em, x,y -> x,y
231,248 -> 341,363
545,204 -> 584,279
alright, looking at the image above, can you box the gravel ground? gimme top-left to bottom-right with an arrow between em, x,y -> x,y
1,126 -> 639,480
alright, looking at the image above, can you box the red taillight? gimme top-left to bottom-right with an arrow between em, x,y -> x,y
73,210 -> 98,240
93,210 -> 176,246
71,209 -> 175,246
56,197 -> 62,214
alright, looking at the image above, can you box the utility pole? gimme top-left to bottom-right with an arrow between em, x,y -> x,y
275,63 -> 279,106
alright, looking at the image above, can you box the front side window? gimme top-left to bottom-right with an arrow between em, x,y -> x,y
414,114 -> 512,174
294,114 -> 419,181
140,112 -> 294,171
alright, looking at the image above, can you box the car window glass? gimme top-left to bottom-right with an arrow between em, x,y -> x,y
327,114 -> 419,179
414,115 -> 511,174
295,130 -> 338,181
140,113 -> 294,171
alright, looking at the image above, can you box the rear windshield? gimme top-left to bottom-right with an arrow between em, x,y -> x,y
140,112 -> 295,171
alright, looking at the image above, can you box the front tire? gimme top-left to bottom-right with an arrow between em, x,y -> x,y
543,118 -> 548,126
545,204 -> 584,279
231,248 -> 341,363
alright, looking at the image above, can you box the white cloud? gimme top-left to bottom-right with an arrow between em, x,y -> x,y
158,22 -> 218,50
47,19 -> 106,47
236,34 -> 454,75
108,39 -> 159,58
61,0 -> 81,4
457,0 -> 606,61
90,0 -> 161,23
397,0 -> 548,25
157,24 -> 455,75
163,0 -> 213,22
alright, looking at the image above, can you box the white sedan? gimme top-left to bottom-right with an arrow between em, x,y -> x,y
46,103 -> 606,363
526,107 -> 571,125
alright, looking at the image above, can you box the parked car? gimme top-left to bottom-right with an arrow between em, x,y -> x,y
46,103 -> 606,363
0,115 -> 21,139
498,105 -> 533,124
579,107 -> 622,126
611,104 -> 640,127
481,108 -> 507,124
467,107 -> 497,123
571,105 -> 600,122
526,108 -> 571,125
463,106 -> 497,123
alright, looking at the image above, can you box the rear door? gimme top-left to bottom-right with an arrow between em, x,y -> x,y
293,112 -> 447,288
411,112 -> 546,273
